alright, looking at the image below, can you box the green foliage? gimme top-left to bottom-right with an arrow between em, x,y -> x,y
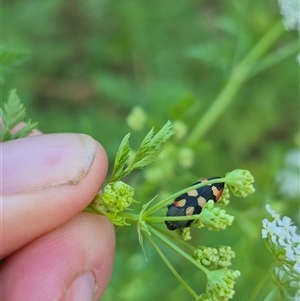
110,120 -> 174,182
91,181 -> 135,226
110,133 -> 131,182
0,89 -> 38,141
2,0 -> 299,300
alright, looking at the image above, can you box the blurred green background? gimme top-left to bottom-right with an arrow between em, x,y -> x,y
2,0 -> 299,300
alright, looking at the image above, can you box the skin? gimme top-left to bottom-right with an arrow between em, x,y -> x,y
0,130 -> 115,301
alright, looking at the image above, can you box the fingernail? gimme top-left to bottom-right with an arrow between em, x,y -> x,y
66,272 -> 96,301
2,134 -> 97,195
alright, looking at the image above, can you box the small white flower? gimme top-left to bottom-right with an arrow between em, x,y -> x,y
291,235 -> 300,246
285,244 -> 296,261
265,204 -> 281,221
262,219 -> 269,239
277,216 -> 298,243
278,215 -> 292,227
294,243 -> 300,254
262,219 -> 279,244
274,223 -> 287,237
278,216 -> 295,231
262,203 -> 300,301
294,255 -> 300,273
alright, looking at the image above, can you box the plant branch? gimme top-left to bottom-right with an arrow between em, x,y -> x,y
185,21 -> 285,146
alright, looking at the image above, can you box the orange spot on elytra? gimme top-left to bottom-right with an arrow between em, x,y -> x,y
197,196 -> 207,207
185,206 -> 195,215
174,199 -> 186,207
187,189 -> 198,197
212,186 -> 222,199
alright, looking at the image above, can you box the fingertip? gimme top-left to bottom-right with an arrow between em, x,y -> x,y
2,133 -> 108,195
0,213 -> 115,301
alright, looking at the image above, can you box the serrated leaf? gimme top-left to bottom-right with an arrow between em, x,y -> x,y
108,121 -> 174,183
129,127 -> 154,166
2,89 -> 25,128
1,89 -> 38,141
109,133 -> 131,182
12,120 -> 39,140
128,120 -> 174,170
136,223 -> 148,261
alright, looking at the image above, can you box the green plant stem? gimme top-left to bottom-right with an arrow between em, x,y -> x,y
247,263 -> 275,301
119,212 -> 139,221
148,224 -> 209,274
238,21 -> 285,68
145,213 -> 209,223
248,39 -> 299,78
263,288 -> 280,301
150,224 -> 195,252
146,215 -> 194,223
83,206 -> 101,214
145,232 -> 199,300
185,21 -> 285,146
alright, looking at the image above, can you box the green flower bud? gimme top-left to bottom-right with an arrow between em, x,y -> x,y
216,246 -> 235,268
196,200 -> 234,231
193,218 -> 205,229
207,269 -> 241,301
194,246 -> 235,269
101,181 -> 134,212
194,246 -> 219,267
217,186 -> 230,206
173,120 -> 188,141
178,147 -> 195,168
196,294 -> 212,301
225,169 -> 255,197
126,106 -> 147,131
105,213 -> 129,226
91,181 -> 134,226
180,227 -> 192,241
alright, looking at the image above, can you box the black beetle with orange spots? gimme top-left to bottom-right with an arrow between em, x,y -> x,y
165,177 -> 224,230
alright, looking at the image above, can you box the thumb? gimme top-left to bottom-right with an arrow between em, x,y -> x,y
1,133 -> 108,256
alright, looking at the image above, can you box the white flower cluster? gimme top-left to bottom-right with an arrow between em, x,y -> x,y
262,204 -> 300,274
278,0 -> 300,32
278,0 -> 300,65
262,204 -> 300,300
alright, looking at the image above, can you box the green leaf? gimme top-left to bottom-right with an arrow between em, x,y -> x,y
127,120 -> 174,170
109,133 -> 131,182
136,220 -> 151,260
0,89 -> 38,142
128,127 -> 154,168
108,121 -> 174,183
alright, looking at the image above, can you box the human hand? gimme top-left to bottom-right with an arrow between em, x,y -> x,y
0,133 -> 115,301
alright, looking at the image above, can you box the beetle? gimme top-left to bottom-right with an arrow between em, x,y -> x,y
165,176 -> 224,230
